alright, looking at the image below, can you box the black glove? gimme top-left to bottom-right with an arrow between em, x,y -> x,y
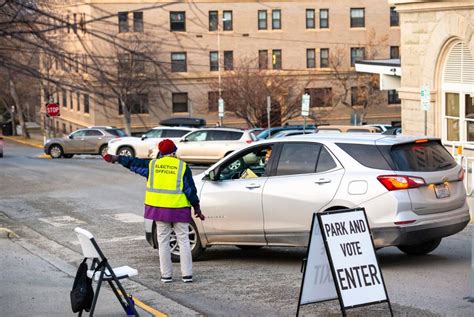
193,205 -> 205,221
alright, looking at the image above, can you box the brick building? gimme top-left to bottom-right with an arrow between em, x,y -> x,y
42,0 -> 401,135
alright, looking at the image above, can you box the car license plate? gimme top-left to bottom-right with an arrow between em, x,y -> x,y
434,183 -> 450,198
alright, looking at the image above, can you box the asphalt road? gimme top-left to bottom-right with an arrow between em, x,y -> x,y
1,140 -> 473,316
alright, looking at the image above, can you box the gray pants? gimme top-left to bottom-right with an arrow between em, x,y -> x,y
156,221 -> 192,278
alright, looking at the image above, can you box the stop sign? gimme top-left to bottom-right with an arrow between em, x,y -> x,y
46,103 -> 60,117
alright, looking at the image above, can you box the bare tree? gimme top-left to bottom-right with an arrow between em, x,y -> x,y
327,29 -> 388,124
210,58 -> 307,127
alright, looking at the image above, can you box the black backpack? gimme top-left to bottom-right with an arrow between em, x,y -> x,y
70,258 -> 94,313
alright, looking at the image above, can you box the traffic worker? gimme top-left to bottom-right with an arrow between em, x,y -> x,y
103,139 -> 205,283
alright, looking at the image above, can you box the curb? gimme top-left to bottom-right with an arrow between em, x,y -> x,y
2,136 -> 44,149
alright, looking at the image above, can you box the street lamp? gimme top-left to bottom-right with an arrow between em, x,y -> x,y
217,16 -> 230,126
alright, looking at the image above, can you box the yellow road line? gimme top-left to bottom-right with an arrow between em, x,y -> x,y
2,136 -> 44,149
132,296 -> 167,317
0,228 -> 19,238
37,154 -> 51,159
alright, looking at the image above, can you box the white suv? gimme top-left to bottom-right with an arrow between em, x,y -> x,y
108,126 -> 194,158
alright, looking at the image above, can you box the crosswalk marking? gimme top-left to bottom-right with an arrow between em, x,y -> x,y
70,235 -> 145,245
110,213 -> 144,223
38,216 -> 86,227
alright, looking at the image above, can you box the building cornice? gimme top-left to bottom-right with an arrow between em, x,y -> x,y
390,1 -> 474,13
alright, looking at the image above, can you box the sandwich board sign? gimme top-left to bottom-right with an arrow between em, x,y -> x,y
297,208 -> 392,316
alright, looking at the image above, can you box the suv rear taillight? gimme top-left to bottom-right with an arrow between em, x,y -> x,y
377,175 -> 426,191
246,140 -> 253,144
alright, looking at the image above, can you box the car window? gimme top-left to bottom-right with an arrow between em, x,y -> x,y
85,130 -> 103,137
390,141 -> 456,172
316,146 -> 338,172
275,143 -> 321,176
106,129 -> 127,137
145,129 -> 163,138
337,143 -> 393,170
186,130 -> 207,141
164,129 -> 190,138
347,128 -> 371,133
70,130 -> 87,138
218,145 -> 274,181
207,130 -> 243,141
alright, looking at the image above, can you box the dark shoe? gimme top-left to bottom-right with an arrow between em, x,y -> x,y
182,275 -> 193,283
161,276 -> 172,283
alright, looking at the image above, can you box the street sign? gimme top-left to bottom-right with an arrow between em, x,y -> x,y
46,103 -> 60,117
302,93 -> 310,116
218,97 -> 224,118
421,85 -> 430,111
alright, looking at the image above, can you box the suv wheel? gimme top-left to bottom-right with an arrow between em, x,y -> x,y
49,144 -> 63,159
99,144 -> 108,157
397,238 -> 442,255
118,146 -> 135,157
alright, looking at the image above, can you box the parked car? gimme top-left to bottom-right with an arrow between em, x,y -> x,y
269,129 -> 316,139
257,125 -> 316,140
364,124 -> 392,132
108,126 -> 194,158
176,128 -> 256,164
145,134 -> 469,261
383,127 -> 402,135
317,125 -> 381,133
44,127 -> 126,158
0,135 -> 3,158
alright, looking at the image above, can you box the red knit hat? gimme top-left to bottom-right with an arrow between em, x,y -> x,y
158,139 -> 177,155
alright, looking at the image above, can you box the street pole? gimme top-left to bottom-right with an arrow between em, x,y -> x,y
11,106 -> 16,136
217,17 -> 229,126
267,96 -> 271,135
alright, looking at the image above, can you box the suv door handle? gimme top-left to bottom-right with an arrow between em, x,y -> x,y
314,178 -> 331,184
246,184 -> 261,189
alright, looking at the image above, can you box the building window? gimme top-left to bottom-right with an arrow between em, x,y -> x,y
351,87 -> 367,106
306,9 -> 315,29
272,10 -> 281,30
258,10 -> 267,30
134,54 -> 146,74
306,49 -> 315,68
133,12 -> 143,32
320,9 -> 329,28
390,7 -> 399,27
84,94 -> 90,113
62,123 -> 66,134
272,49 -> 282,69
172,93 -> 188,113
224,51 -> 233,70
305,88 -> 332,107
350,8 -> 365,28
388,90 -> 400,104
320,48 -> 329,68
350,47 -> 365,66
119,94 -> 149,114
259,50 -> 268,70
69,91 -> 73,109
210,51 -> 219,71
208,91 -> 219,112
62,89 -> 67,108
223,11 -> 232,31
170,12 -> 185,32
209,11 -> 218,31
76,92 -> 81,111
171,52 -> 187,72
118,12 -> 128,33
390,46 -> 399,59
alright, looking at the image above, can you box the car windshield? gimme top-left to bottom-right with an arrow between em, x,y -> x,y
106,129 -> 127,137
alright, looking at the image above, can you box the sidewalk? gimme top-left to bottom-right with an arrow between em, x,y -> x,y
0,234 -> 150,317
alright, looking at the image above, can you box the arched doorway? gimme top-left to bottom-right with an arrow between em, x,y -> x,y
441,41 -> 474,145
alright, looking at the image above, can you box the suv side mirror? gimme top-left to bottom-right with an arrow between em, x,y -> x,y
141,134 -> 147,140
205,169 -> 217,181
69,135 -> 74,139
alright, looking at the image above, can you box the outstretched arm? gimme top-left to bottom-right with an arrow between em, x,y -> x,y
103,154 -> 150,178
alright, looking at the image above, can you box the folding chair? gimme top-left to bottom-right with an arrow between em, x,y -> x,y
74,227 -> 139,316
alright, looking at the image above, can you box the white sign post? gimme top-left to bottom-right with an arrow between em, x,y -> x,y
301,93 -> 310,134
421,85 -> 430,135
218,97 -> 224,126
297,208 -> 392,316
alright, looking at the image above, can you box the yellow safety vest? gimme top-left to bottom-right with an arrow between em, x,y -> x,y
144,156 -> 190,208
